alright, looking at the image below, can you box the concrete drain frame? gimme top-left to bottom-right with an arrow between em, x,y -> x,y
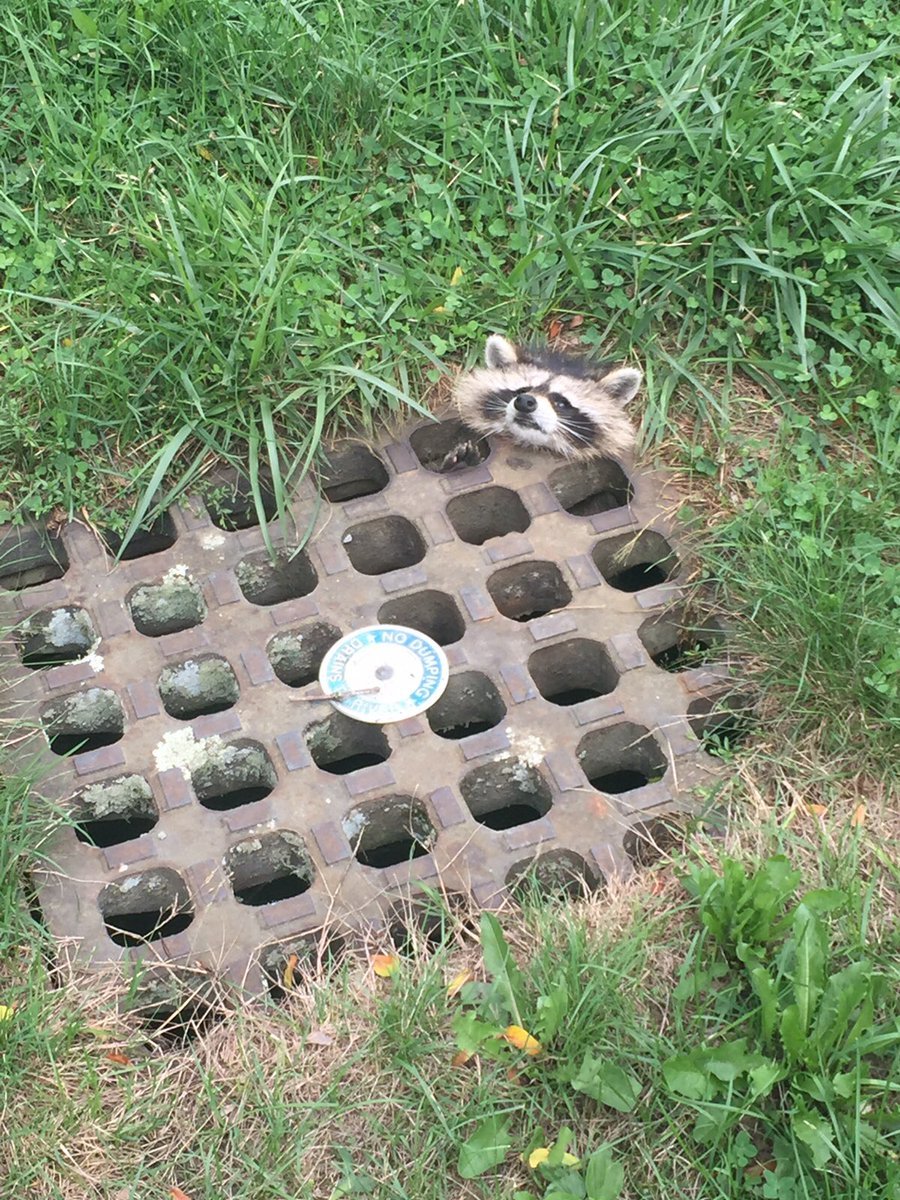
0,410 -> 742,994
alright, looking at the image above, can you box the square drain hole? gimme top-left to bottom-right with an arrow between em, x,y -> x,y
687,692 -> 753,757
548,459 -> 633,516
639,611 -> 727,672
378,590 -> 465,646
99,867 -> 193,947
528,638 -> 618,706
72,776 -> 158,847
306,712 -> 390,775
577,722 -> 667,793
190,739 -> 277,811
487,561 -> 572,622
158,655 -> 239,719
103,511 -> 177,560
343,796 -> 434,869
226,831 -> 314,907
42,688 -> 125,757
320,443 -> 389,502
409,419 -> 490,473
507,850 -> 600,900
129,571 -> 207,636
0,524 -> 69,591
236,549 -> 318,606
343,516 -> 425,576
261,932 -> 347,995
426,670 -> 506,740
460,761 -> 551,830
204,473 -> 278,531
17,606 -> 96,669
445,487 -> 530,545
624,817 -> 685,867
592,530 -> 677,593
268,621 -> 341,688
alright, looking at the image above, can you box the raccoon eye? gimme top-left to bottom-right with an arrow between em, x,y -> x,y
550,393 -> 573,411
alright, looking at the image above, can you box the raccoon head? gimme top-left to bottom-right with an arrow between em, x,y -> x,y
453,335 -> 642,461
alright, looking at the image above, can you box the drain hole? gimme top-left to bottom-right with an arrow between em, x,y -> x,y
191,739 -> 277,811
42,688 -> 125,757
99,868 -> 193,947
409,419 -> 490,473
487,561 -> 572,622
507,850 -> 600,901
426,671 -> 506,740
320,443 -> 390,502
460,761 -> 551,830
103,512 -> 177,560
158,654 -> 240,719
639,611 -> 726,672
127,968 -> 225,1045
262,933 -> 348,997
445,487 -> 531,546
548,459 -> 633,516
17,606 -> 96,669
0,524 -> 69,591
226,831 -> 314,907
388,895 -> 466,955
205,473 -> 278,531
528,638 -> 618,706
343,796 -> 434,869
624,818 -> 685,867
687,692 -> 754,757
592,530 -> 677,593
343,516 -> 426,576
306,712 -> 390,775
236,549 -> 318,607
268,621 -> 341,688
72,776 -> 159,847
378,590 -> 465,646
577,722 -> 667,793
129,571 -> 207,637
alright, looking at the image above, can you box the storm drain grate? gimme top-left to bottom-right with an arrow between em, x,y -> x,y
0,418 -> 739,993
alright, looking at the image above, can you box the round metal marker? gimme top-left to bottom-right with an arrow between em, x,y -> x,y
318,624 -> 450,724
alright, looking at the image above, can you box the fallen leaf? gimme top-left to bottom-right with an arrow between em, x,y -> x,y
505,1066 -> 521,1084
61,336 -> 74,348
744,1159 -> 777,1179
196,145 -> 213,161
0,1005 -> 14,1022
283,953 -> 299,990
306,1029 -> 334,1047
447,969 -> 475,998
373,953 -> 400,978
170,1188 -> 192,1200
450,266 -> 464,287
452,1048 -> 474,1068
806,803 -> 828,818
106,1051 -> 132,1065
851,803 -> 866,827
548,319 -> 563,339
528,1147 -> 580,1169
569,314 -> 585,328
502,1025 -> 541,1056
432,305 -> 447,313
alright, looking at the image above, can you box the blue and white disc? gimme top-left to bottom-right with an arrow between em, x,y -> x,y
318,625 -> 450,724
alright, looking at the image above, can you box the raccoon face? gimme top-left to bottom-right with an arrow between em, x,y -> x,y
453,334 -> 642,461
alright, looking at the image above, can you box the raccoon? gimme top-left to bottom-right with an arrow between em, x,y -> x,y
452,334 -> 641,461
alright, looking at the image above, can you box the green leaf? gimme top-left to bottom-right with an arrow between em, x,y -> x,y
792,1111 -> 835,1168
457,1115 -> 513,1179
811,961 -> 871,1058
662,1053 -> 709,1100
571,1053 -> 641,1111
780,1004 -> 805,1063
545,1127 -> 575,1167
705,1039 -> 752,1082
71,8 -> 99,37
788,903 -> 827,1039
535,977 -> 570,1042
451,1011 -> 501,1054
480,913 -> 525,1026
585,1146 -> 625,1200
748,1061 -> 784,1098
750,966 -> 781,1045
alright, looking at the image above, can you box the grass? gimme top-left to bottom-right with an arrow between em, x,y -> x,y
0,1 -> 898,1197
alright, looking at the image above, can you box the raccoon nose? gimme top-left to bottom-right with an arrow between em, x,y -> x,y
514,393 -> 537,414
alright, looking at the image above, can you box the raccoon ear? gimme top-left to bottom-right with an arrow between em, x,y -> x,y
602,367 -> 642,407
485,334 -> 519,369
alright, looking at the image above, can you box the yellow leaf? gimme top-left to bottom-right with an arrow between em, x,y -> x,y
432,305 -> 447,313
447,969 -> 474,998
851,803 -> 866,827
373,953 -> 400,978
0,1005 -> 14,1022
196,145 -> 213,161
528,1147 -> 579,1168
451,1048 -> 473,1068
450,266 -> 464,287
61,336 -> 74,348
283,953 -> 299,990
503,1025 -> 541,1056
806,803 -> 828,818
171,1188 -> 192,1200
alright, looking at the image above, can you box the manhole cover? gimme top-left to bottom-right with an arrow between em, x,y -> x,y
0,414 -> 739,992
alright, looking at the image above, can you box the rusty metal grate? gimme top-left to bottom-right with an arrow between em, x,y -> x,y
0,413 -> 737,993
